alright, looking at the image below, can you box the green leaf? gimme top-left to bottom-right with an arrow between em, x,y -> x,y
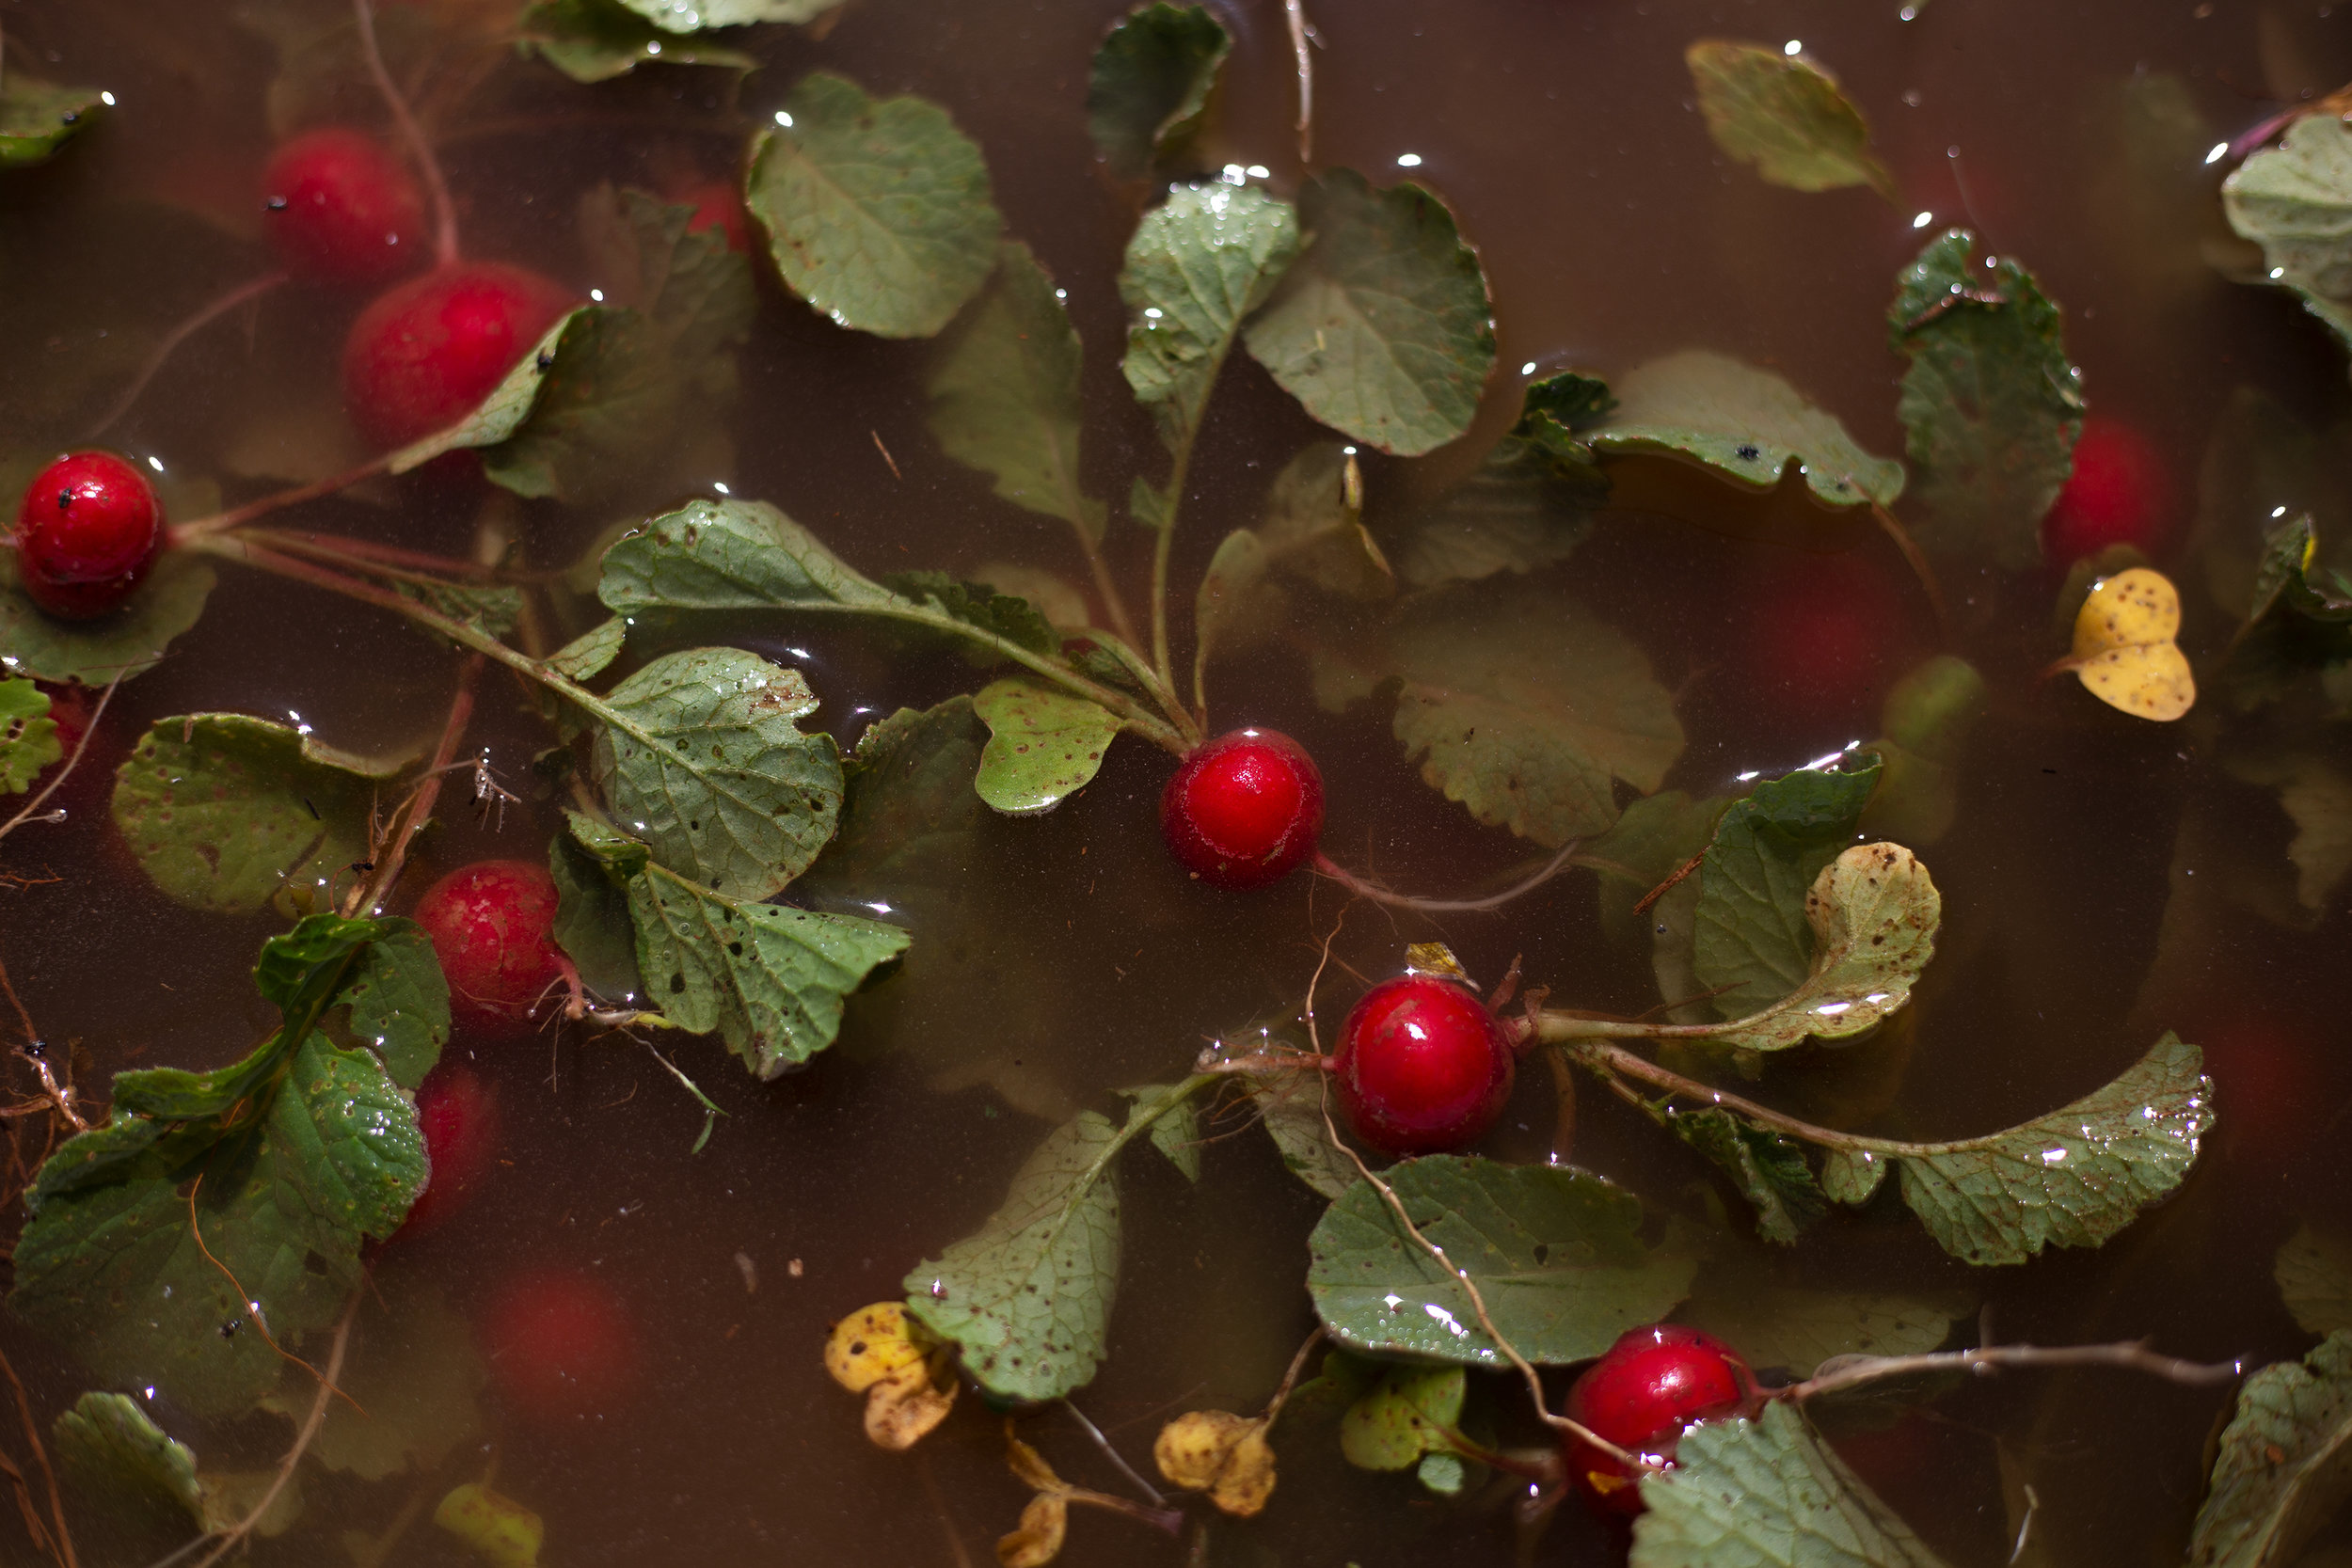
0,79 -> 105,166
1087,3 -> 1230,180
2251,514 -> 2352,626
881,572 -> 1058,660
1374,583 -> 1684,847
1255,441 -> 1392,598
1685,40 -> 1895,198
1305,1156 -> 1698,1367
1662,1107 -> 1825,1244
1862,656 -> 1988,847
547,616 -> 628,684
388,310 -> 580,474
1249,1068 -> 1370,1201
54,1391 -> 204,1539
12,936 -> 425,1417
1241,170 -> 1496,456
628,860 -> 910,1077
110,713 -> 406,914
906,1108 -> 1125,1402
1692,765 -> 1881,1020
1631,1402 -> 1949,1568
2277,1223 -> 2352,1337
548,821 -> 645,1002
2225,115 -> 2352,365
397,580 -> 523,638
2267,755 -> 2352,913
0,676 -> 59,794
2188,1329 -> 2352,1568
0,549 -> 215,686
1120,182 -> 1302,461
615,0 -> 837,26
1588,789 -> 1731,949
971,677 -> 1120,816
338,918 -> 449,1089
1588,351 -> 1903,508
746,71 -> 1002,340
1702,841 -> 1938,1054
1678,1263 -> 1960,1378
927,242 -> 1104,543
588,646 -> 844,900
517,0 -> 757,82
1821,1033 -> 2214,1267
1339,1365 -> 1466,1471
802,697 -> 986,894
260,1274 -> 483,1481
1888,229 -> 2084,568
1118,1082 -> 1201,1182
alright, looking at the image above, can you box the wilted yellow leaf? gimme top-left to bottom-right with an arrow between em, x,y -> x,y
824,1302 -> 958,1450
2068,567 -> 2195,721
1153,1408 -> 1277,1516
433,1482 -> 543,1568
995,1423 -> 1177,1565
997,1486 -> 1067,1567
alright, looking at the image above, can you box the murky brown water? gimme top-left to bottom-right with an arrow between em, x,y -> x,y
6,0 -> 2352,1563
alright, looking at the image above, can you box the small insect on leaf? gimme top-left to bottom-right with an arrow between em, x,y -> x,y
433,1481 -> 543,1568
2067,566 -> 2195,721
823,1302 -> 957,1450
1153,1408 -> 1277,1516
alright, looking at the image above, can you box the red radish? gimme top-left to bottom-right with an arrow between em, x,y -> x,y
678,180 -> 750,253
1331,973 -> 1515,1156
396,1065 -> 501,1237
1562,1324 -> 1757,1518
1160,728 -> 1325,889
484,1269 -> 639,1420
2197,1015 -> 2326,1158
260,128 -> 425,286
10,451 -> 164,619
1740,552 -> 1903,719
342,263 -> 576,448
2042,416 -> 2174,563
412,860 -> 567,1041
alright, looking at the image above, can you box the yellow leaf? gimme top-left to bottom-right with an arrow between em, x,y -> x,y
997,1489 -> 1068,1568
2068,567 -> 2194,721
1152,1409 -> 1277,1516
825,1303 -> 930,1391
433,1482 -> 543,1568
825,1301 -> 958,1449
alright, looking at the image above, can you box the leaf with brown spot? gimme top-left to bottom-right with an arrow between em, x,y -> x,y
2065,566 -> 2195,721
1153,1408 -> 1276,1516
824,1302 -> 958,1450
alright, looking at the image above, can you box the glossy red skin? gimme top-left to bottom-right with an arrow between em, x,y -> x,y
261,128 -> 425,285
1563,1324 -> 1756,1518
12,452 -> 164,619
2043,416 -> 2174,563
395,1065 -> 501,1237
1742,553 -> 1902,719
484,1269 -> 639,1420
1160,728 -> 1325,889
678,180 -> 751,253
1332,974 -> 1514,1156
342,263 -> 575,448
412,860 -> 566,1041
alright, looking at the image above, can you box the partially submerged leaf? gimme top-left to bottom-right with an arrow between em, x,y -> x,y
1662,1106 -> 1826,1244
905,1108 -> 1124,1402
0,549 -> 215,686
972,678 -> 1120,816
614,0 -> 838,24
824,1301 -> 957,1450
1822,1033 -> 2213,1266
1690,763 -> 1880,1019
388,312 -> 579,475
1155,1408 -> 1276,1516
2188,1329 -> 2352,1568
2069,566 -> 2196,721
802,697 -> 986,894
0,676 -> 59,793
1705,843 -> 1941,1053
746,72 -> 1002,339
1888,229 -> 2084,568
1686,41 -> 1895,198
1120,182 -> 1301,462
338,918 -> 451,1089
1118,1082 -> 1202,1182
517,0 -> 757,82
928,242 -> 1104,543
53,1391 -> 205,1539
1338,1363 -> 1466,1471
588,646 -> 844,900
1365,583 -> 1684,847
1862,655 -> 1988,846
1588,351 -> 1903,509
2224,115 -> 2352,364
1242,170 -> 1496,456
110,713 -> 405,914
0,79 -> 105,166
435,1482 -> 544,1568
547,616 -> 627,684
1631,1401 -> 1949,1567
1087,3 -> 1230,180
1249,1067 -> 1368,1201
262,1275 -> 483,1481
2277,1224 -> 2352,1337
1306,1155 -> 1697,1366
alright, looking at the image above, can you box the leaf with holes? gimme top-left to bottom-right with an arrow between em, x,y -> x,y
746,72 -> 1002,339
0,677 -> 59,794
1306,1156 -> 1697,1367
1587,350 -> 1902,508
1242,170 -> 1496,456
1701,842 -> 1939,1054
